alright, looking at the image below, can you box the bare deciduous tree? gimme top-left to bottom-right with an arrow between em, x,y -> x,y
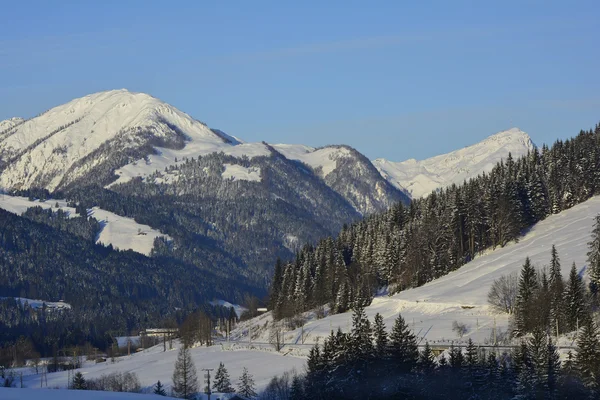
269,326 -> 284,352
488,272 -> 518,314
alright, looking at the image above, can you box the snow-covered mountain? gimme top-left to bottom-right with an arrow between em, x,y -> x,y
0,89 -> 240,191
0,89 -> 407,214
273,144 -> 405,214
373,128 -> 535,199
0,117 -> 25,132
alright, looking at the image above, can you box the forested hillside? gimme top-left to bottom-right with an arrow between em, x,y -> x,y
0,207 -> 256,355
270,123 -> 600,319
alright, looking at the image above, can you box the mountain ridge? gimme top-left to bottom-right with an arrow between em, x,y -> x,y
373,127 -> 535,198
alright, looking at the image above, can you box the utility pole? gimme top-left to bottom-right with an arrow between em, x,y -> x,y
493,318 -> 497,346
203,368 -> 214,400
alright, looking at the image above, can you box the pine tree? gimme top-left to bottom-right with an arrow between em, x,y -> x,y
153,380 -> 166,396
212,362 -> 234,393
548,245 -> 565,334
237,367 -> 257,399
575,318 -> 600,390
418,342 -> 436,374
349,304 -> 374,363
546,337 -> 561,398
448,344 -> 464,369
172,345 -> 198,399
588,214 -> 600,295
514,257 -> 538,335
72,371 -> 86,390
373,312 -> 388,358
388,314 -> 418,371
465,338 -> 478,368
565,263 -> 587,332
290,374 -> 305,400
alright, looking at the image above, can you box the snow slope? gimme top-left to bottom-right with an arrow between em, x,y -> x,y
1,297 -> 71,310
373,128 -> 535,198
0,117 -> 25,132
235,195 -> 600,347
0,388 -> 168,400
0,194 -> 170,255
18,342 -> 305,395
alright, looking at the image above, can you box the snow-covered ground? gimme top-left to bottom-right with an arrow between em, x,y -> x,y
0,194 -> 170,256
17,341 -> 305,396
2,297 -> 71,310
0,388 -> 168,400
233,195 -> 600,348
209,300 -> 247,319
373,128 -> 535,198
272,144 -> 352,178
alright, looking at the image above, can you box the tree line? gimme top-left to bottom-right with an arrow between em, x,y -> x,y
270,123 -> 600,321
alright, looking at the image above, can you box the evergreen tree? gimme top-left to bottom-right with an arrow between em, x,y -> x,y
575,318 -> 600,390
565,263 -> 587,332
290,374 -> 305,400
388,313 -> 418,371
465,338 -> 478,368
153,380 -> 166,396
548,245 -> 565,334
546,337 -> 561,398
514,257 -> 538,335
418,342 -> 436,374
237,367 -> 257,399
172,345 -> 198,399
448,344 -> 464,369
373,312 -> 388,358
349,304 -> 374,363
72,371 -> 86,390
588,214 -> 600,295
213,362 -> 234,393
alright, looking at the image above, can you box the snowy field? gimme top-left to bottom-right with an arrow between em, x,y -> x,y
0,194 -> 170,255
17,342 -> 305,395
234,195 -> 600,348
0,388 -> 168,400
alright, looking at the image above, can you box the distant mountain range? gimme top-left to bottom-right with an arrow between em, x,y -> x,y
0,89 -> 535,293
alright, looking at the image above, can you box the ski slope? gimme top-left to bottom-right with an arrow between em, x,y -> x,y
0,194 -> 170,256
235,195 -> 600,347
374,128 -> 535,198
17,342 -> 305,396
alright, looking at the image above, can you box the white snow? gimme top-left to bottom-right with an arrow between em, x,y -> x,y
272,144 -> 351,178
373,128 -> 535,198
17,342 -> 305,395
0,388 -> 168,400
0,194 -> 170,256
221,164 -> 261,182
234,195 -> 600,347
0,89 -> 270,191
1,297 -> 71,310
0,117 -> 25,132
209,300 -> 248,318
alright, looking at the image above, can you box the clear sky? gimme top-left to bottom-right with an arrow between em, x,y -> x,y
1,0 -> 598,161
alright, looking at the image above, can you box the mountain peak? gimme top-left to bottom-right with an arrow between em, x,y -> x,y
374,128 -> 535,199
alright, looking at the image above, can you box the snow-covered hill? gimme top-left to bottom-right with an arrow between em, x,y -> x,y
373,128 -> 535,199
234,195 -> 600,346
0,194 -> 170,255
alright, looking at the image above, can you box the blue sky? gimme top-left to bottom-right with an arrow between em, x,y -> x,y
1,1 -> 599,160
